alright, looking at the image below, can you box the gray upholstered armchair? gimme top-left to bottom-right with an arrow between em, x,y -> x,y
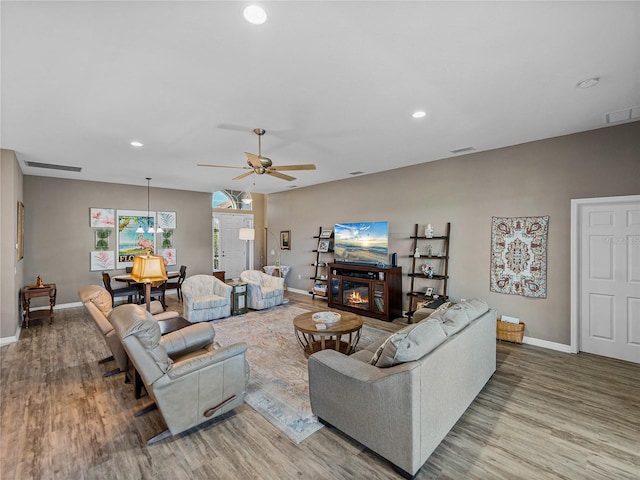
78,285 -> 179,377
182,274 -> 232,322
239,270 -> 285,310
110,304 -> 249,445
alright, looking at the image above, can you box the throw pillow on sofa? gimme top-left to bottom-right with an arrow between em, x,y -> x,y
429,298 -> 489,336
369,318 -> 448,368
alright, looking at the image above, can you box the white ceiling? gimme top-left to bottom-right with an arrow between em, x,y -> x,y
2,1 -> 639,194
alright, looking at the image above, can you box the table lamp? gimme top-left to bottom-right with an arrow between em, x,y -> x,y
130,252 -> 168,312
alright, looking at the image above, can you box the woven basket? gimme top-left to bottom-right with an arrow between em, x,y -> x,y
496,319 -> 525,344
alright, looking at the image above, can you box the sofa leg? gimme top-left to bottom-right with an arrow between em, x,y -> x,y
391,464 -> 417,480
102,367 -> 124,378
98,355 -> 114,364
146,428 -> 172,446
317,417 -> 334,428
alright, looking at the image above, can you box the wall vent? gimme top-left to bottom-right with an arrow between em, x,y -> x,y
25,161 -> 82,172
605,106 -> 640,124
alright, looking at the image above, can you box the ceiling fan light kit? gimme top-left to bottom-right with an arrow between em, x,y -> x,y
198,128 -> 317,182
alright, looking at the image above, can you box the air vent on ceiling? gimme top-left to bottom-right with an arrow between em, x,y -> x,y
349,171 -> 364,175
605,107 -> 640,124
450,147 -> 476,155
25,161 -> 82,172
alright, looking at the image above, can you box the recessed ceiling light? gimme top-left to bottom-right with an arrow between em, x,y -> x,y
130,141 -> 144,147
412,111 -> 426,119
244,5 -> 267,25
576,77 -> 600,89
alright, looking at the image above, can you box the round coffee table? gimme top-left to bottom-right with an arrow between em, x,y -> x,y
294,311 -> 363,356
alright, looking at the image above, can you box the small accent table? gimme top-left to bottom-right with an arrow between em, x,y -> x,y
22,284 -> 57,328
294,311 -> 363,356
226,281 -> 248,315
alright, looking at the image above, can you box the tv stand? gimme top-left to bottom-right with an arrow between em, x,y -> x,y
328,263 -> 402,321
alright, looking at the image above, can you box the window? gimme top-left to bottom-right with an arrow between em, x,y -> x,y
212,190 -> 252,210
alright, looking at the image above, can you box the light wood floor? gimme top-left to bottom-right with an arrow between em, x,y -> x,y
1,291 -> 638,479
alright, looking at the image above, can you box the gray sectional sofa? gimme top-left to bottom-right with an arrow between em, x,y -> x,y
308,299 -> 497,479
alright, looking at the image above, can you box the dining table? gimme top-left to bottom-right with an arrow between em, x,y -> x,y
112,270 -> 180,283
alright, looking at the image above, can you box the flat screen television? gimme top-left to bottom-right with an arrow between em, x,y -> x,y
334,221 -> 389,266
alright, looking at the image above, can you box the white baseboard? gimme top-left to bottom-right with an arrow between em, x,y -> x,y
522,335 -> 572,353
288,287 -> 311,295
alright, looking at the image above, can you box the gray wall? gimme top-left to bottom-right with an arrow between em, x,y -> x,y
1,150 -> 24,339
22,178 -> 214,305
266,122 -> 640,345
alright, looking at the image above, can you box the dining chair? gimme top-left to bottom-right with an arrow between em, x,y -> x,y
149,281 -> 167,310
164,265 -> 187,301
102,272 -> 139,305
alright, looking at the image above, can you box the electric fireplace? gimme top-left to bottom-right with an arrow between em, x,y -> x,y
328,263 -> 403,322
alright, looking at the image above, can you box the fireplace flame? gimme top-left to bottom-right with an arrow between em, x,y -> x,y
349,291 -> 366,304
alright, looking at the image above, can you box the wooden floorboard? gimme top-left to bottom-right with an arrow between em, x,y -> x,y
1,291 -> 638,479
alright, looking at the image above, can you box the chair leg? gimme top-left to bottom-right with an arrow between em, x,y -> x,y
103,367 -> 124,378
98,355 -> 114,364
134,402 -> 158,417
146,428 -> 172,446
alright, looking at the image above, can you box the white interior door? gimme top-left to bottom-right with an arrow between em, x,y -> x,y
575,196 -> 640,363
214,213 -> 253,280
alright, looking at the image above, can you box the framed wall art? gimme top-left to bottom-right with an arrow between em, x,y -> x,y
90,208 -> 115,227
157,211 -> 177,229
90,251 -> 115,271
116,209 -> 155,268
280,230 -> 291,250
17,201 -> 24,261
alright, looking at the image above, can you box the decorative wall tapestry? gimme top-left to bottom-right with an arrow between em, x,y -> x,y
490,216 -> 549,298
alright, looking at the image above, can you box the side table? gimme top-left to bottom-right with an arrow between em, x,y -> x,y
22,284 -> 57,328
227,281 -> 248,315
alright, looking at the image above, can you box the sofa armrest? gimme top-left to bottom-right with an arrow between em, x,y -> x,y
161,323 -> 215,357
309,349 -> 418,384
213,280 -> 232,299
167,342 -> 248,379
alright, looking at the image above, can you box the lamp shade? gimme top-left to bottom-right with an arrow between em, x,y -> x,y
130,253 -> 168,285
239,228 -> 255,241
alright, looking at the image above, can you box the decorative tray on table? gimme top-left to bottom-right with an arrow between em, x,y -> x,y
312,311 -> 341,324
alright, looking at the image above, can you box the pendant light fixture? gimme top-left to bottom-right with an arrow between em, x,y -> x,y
136,177 -> 163,234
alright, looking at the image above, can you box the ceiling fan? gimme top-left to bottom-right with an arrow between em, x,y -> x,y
198,128 -> 316,181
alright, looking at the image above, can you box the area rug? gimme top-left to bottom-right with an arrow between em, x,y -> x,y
210,305 -> 388,444
490,215 -> 549,298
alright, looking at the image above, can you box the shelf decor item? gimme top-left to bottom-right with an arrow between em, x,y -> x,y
425,224 -> 434,238
421,263 -> 434,278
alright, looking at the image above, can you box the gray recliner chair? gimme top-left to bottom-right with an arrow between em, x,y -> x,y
78,285 -> 179,377
110,304 -> 249,445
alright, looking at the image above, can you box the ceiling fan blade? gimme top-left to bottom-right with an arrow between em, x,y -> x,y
197,163 -> 250,170
232,171 -> 255,181
244,152 -> 264,169
269,164 -> 317,171
267,171 -> 296,181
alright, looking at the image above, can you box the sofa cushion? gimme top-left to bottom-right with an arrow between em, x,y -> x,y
193,294 -> 227,310
369,318 -> 448,367
261,286 -> 280,299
